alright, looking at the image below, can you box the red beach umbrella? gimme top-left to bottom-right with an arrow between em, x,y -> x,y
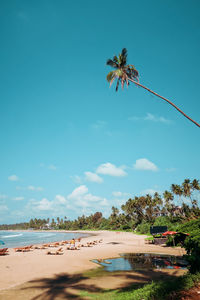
162,231 -> 177,236
162,231 -> 177,246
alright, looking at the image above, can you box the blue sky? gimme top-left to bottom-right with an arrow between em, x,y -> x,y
0,0 -> 200,224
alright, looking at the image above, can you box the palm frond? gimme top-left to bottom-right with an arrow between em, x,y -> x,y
110,74 -> 117,87
113,56 -> 118,64
121,48 -> 127,58
120,48 -> 127,66
116,78 -> 120,92
106,71 -> 115,82
106,59 -> 118,68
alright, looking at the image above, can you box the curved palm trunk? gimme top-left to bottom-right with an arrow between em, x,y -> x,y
128,78 -> 200,128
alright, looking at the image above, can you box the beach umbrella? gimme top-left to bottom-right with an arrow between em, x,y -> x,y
162,231 -> 177,236
162,231 -> 177,246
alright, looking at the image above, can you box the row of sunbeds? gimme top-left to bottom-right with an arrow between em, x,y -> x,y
0,239 -> 103,255
46,239 -> 103,255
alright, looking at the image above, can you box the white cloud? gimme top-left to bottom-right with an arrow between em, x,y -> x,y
112,191 -> 123,197
27,185 -> 44,191
100,198 -> 109,206
96,163 -> 127,177
83,193 -> 103,202
0,194 -> 7,200
55,194 -> 67,204
25,198 -> 53,212
85,172 -> 103,183
134,158 -> 158,171
112,191 -> 130,198
16,185 -> 44,191
8,174 -> 19,181
12,197 -> 24,201
25,194 -> 69,215
67,185 -> 109,209
0,205 -> 8,213
37,198 -> 53,211
144,113 -> 171,124
68,185 -> 88,199
129,113 -> 172,124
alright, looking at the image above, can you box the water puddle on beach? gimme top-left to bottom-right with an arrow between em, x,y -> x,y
93,253 -> 189,272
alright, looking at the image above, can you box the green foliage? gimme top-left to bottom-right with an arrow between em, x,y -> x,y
153,216 -> 177,230
136,221 -> 150,234
177,218 -> 200,273
80,272 -> 200,300
0,178 -> 199,241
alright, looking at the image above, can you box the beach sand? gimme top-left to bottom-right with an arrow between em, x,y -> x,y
0,231 -> 186,299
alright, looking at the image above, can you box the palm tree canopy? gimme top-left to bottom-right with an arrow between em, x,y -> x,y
106,48 -> 139,91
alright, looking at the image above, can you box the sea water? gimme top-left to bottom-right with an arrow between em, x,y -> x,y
0,231 -> 89,248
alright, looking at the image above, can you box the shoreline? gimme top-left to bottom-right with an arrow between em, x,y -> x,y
0,229 -> 96,249
0,230 -> 186,296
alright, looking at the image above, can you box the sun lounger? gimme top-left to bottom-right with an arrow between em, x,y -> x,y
14,247 -> 24,252
46,249 -> 63,255
0,248 -> 8,255
14,245 -> 33,252
66,245 -> 79,250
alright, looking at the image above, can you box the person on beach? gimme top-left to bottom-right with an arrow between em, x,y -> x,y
70,238 -> 75,249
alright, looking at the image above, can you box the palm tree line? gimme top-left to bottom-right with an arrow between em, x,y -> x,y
0,178 -> 199,231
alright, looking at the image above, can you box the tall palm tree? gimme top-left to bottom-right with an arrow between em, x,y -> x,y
171,184 -> 183,205
163,190 -> 174,215
106,48 -> 200,128
191,179 -> 200,191
182,179 -> 192,204
191,179 -> 200,208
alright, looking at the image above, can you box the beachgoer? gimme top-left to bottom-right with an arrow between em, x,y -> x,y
70,238 -> 75,249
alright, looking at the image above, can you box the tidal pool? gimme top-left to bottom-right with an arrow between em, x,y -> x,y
93,253 -> 188,272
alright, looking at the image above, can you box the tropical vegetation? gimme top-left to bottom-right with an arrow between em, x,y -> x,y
0,178 -> 199,233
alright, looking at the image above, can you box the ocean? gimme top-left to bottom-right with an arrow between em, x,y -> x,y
0,230 -> 89,248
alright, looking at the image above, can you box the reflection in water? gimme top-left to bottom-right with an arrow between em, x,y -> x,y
93,253 -> 188,272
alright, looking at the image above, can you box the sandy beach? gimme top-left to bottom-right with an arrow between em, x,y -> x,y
0,231 -> 186,299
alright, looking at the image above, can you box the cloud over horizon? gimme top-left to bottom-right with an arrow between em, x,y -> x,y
96,163 -> 127,177
134,158 -> 158,171
8,175 -> 19,181
84,171 -> 103,183
128,113 -> 172,124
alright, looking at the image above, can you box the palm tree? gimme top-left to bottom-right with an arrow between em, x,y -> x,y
191,179 -> 200,191
182,179 -> 192,204
163,190 -> 174,215
106,48 -> 200,128
191,179 -> 200,208
171,184 -> 183,206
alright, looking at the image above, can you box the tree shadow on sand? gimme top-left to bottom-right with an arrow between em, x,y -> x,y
17,268 -> 185,300
20,273 -> 102,300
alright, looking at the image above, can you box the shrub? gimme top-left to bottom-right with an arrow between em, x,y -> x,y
136,221 -> 150,234
177,218 -> 200,273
